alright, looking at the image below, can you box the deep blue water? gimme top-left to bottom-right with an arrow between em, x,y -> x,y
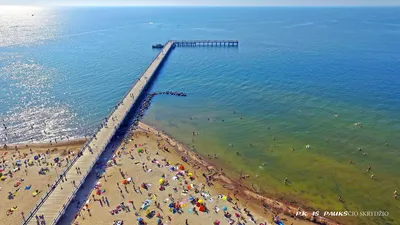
1,7 -> 400,223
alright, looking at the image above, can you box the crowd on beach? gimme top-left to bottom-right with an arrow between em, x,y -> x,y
72,129 -> 278,225
0,137 -> 84,225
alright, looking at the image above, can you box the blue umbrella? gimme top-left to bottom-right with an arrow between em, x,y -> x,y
188,208 -> 193,214
137,217 -> 143,221
222,206 -> 228,211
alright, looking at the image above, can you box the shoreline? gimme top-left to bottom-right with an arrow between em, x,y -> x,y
2,123 -> 338,225
0,138 -> 87,151
137,122 -> 339,225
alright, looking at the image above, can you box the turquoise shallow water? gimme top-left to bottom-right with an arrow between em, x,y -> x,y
1,6 -> 400,224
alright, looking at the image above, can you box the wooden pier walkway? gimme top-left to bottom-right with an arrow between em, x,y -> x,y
24,41 -> 174,225
172,40 -> 239,47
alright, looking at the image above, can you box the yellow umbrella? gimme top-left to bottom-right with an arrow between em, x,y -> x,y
222,195 -> 227,201
188,172 -> 193,177
159,178 -> 164,184
198,199 -> 203,204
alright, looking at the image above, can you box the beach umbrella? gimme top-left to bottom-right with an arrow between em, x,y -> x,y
158,178 -> 164,184
198,199 -> 203,204
188,172 -> 193,177
222,206 -> 228,211
222,195 -> 227,201
138,148 -> 143,153
168,203 -> 174,208
189,196 -> 194,201
199,205 -> 206,212
188,208 -> 193,214
179,165 -> 184,170
214,220 -> 221,225
137,217 -> 143,221
122,179 -> 128,185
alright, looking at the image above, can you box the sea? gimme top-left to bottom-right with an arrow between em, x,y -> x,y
0,6 -> 399,224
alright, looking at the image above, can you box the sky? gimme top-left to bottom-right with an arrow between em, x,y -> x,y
2,0 -> 400,6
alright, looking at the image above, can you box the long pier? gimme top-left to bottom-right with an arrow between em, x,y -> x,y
23,40 -> 236,225
24,42 -> 174,225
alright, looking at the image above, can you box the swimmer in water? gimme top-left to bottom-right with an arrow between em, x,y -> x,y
291,148 -> 295,151
367,166 -> 371,172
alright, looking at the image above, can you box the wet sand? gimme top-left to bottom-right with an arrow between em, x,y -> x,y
0,138 -> 86,225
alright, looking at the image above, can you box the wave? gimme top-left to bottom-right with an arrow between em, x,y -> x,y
285,22 -> 315,28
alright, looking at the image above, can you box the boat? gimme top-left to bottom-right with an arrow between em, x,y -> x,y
152,44 -> 164,49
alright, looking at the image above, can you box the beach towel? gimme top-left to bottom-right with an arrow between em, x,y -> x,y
32,190 -> 41,197
14,181 -> 21,187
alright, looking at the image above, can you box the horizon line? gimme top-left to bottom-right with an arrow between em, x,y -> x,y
2,4 -> 400,7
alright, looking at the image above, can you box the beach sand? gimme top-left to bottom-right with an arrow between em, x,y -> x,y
0,122 -> 335,225
71,123 -> 318,225
0,139 -> 86,225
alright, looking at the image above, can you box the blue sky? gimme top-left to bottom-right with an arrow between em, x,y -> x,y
3,0 -> 400,6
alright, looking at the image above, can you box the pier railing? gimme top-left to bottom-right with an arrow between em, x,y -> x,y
22,41 -> 174,225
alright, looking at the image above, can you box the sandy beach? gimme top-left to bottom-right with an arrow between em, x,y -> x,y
0,138 -> 86,225
0,123 -> 336,225
70,122 -> 325,225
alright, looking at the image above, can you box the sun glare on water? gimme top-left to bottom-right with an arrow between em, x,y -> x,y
0,5 -> 59,47
0,5 -> 43,14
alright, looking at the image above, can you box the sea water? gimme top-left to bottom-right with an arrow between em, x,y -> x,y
0,6 -> 399,224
